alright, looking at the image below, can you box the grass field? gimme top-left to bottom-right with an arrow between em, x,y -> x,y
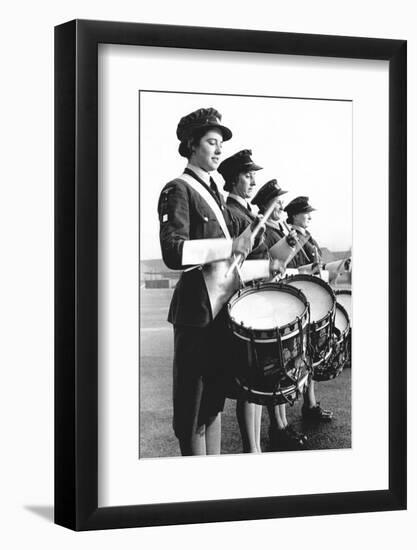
139,288 -> 351,458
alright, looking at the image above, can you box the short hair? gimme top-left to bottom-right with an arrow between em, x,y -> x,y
287,213 -> 295,224
224,174 -> 241,193
178,127 -> 216,159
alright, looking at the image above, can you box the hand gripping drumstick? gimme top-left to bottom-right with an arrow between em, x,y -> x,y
282,220 -> 311,264
226,200 -> 277,278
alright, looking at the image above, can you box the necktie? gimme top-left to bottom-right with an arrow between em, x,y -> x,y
246,202 -> 252,213
209,177 -> 221,205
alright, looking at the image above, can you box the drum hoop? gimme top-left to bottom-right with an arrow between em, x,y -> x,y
282,273 -> 336,326
334,302 -> 350,341
236,371 -> 309,398
312,346 -> 333,367
231,317 -> 308,343
334,289 -> 352,296
228,281 -> 309,338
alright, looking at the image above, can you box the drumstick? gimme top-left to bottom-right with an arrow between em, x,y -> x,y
226,200 -> 277,278
234,259 -> 245,288
282,220 -> 311,263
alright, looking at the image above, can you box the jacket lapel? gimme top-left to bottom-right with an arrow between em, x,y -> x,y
226,196 -> 255,221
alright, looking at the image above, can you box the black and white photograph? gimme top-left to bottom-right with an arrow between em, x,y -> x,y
0,0 -> 412,543
139,91 -> 352,458
53,18 -> 405,532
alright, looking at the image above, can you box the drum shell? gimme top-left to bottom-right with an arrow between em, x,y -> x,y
335,289 -> 352,369
283,273 -> 336,372
227,282 -> 310,405
313,302 -> 350,381
234,366 -> 310,406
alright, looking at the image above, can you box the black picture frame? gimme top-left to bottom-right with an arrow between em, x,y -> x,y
55,19 -> 407,531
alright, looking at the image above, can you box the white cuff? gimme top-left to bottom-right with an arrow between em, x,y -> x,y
240,260 -> 270,282
182,239 -> 233,266
269,236 -> 295,264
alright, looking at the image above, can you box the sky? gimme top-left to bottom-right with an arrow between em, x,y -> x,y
139,91 -> 352,260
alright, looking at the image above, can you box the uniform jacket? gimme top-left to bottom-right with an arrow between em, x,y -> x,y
287,227 -> 322,268
226,196 -> 268,260
263,220 -> 285,250
158,168 -> 235,327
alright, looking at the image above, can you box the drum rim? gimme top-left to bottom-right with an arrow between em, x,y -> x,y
334,289 -> 352,327
335,302 -> 352,345
228,281 -> 309,339
282,273 -> 336,326
235,370 -> 309,399
312,346 -> 333,367
334,288 -> 352,296
335,302 -> 350,334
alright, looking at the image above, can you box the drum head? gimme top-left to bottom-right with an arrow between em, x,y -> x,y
230,288 -> 305,330
285,277 -> 334,323
335,290 -> 352,326
334,303 -> 349,334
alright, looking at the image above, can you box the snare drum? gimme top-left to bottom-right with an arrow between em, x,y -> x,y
335,290 -> 352,325
227,282 -> 310,406
283,274 -> 336,375
335,289 -> 352,368
314,302 -> 350,381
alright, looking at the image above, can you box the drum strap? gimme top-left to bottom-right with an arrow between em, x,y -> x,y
178,173 -> 231,239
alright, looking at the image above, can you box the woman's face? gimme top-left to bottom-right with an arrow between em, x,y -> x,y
293,211 -> 312,229
270,199 -> 284,221
233,171 -> 257,199
263,197 -> 284,221
190,129 -> 223,172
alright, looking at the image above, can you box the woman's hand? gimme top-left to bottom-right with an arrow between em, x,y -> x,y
286,229 -> 298,248
232,225 -> 254,259
269,258 -> 286,278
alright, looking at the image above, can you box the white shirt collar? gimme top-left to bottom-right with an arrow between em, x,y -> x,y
229,193 -> 250,210
186,163 -> 211,186
266,219 -> 281,231
292,224 -> 308,235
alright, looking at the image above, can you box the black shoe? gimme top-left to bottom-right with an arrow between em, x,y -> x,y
285,425 -> 308,443
302,402 -> 333,422
269,426 -> 307,451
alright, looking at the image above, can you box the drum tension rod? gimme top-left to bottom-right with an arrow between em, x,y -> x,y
297,316 -> 304,358
249,330 -> 261,373
274,326 -> 284,375
271,327 -> 287,400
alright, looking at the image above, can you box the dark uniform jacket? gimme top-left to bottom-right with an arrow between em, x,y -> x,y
263,221 -> 285,250
287,227 -> 322,268
226,196 -> 268,260
158,168 -> 235,328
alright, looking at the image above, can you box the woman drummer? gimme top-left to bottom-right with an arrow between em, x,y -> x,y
284,197 -> 333,422
158,107 -> 255,456
251,181 -> 308,450
217,150 -> 267,453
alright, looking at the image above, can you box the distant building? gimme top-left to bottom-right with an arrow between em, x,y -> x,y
141,259 -> 180,289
